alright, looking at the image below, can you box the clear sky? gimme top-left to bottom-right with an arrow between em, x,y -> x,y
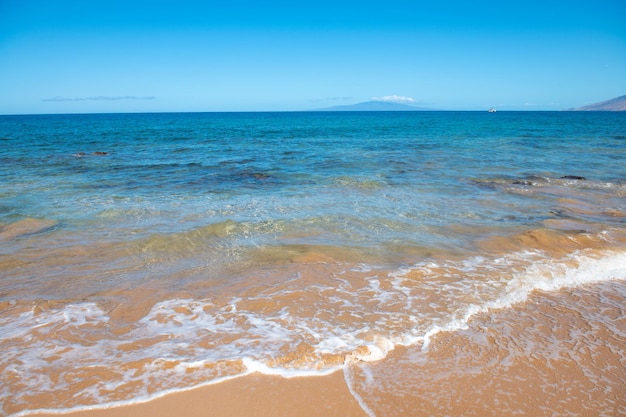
1,0 -> 625,114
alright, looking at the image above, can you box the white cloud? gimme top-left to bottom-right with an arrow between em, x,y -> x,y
371,95 -> 416,104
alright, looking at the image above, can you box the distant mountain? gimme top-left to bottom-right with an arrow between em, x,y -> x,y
312,101 -> 435,111
571,95 -> 626,111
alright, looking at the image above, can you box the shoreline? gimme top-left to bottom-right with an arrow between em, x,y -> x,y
30,371 -> 367,417
17,276 -> 626,417
10,246 -> 626,417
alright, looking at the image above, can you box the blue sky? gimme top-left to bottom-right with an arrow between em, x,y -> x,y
1,0 -> 625,114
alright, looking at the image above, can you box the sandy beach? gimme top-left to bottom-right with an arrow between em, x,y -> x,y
31,371 -> 367,417
29,277 -> 626,417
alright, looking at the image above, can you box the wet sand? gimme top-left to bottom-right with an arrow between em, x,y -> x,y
29,280 -> 626,417
344,280 -> 626,417
31,371 -> 367,417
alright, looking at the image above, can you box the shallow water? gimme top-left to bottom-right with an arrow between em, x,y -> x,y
0,111 -> 625,415
346,279 -> 626,417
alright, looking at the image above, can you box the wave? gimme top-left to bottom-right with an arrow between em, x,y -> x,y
3,228 -> 625,415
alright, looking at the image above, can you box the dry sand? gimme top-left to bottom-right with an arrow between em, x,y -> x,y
31,371 -> 367,417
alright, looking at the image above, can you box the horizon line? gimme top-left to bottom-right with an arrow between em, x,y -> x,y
0,109 -> 588,117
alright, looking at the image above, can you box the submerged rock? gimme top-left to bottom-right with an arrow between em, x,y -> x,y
512,180 -> 534,186
74,151 -> 108,157
0,218 -> 58,240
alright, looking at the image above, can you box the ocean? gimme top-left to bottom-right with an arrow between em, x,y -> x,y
1,111 -> 625,416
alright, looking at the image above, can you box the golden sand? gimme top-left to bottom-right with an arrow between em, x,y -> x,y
31,371 -> 367,417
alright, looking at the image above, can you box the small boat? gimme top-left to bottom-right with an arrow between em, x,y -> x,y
488,108 -> 497,113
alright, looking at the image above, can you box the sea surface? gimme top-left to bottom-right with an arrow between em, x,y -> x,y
0,111 -> 625,416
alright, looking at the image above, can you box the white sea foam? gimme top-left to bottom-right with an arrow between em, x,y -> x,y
241,357 -> 339,378
3,249 -> 626,416
416,250 -> 626,350
345,337 -> 396,364
343,365 -> 378,417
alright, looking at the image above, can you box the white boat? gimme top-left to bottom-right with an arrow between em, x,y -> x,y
488,107 -> 497,113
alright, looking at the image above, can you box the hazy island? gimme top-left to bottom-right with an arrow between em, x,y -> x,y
312,95 -> 626,112
312,100 -> 436,111
570,94 -> 626,111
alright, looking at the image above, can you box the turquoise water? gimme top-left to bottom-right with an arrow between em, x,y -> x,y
2,111 -> 624,256
1,111 -> 625,415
